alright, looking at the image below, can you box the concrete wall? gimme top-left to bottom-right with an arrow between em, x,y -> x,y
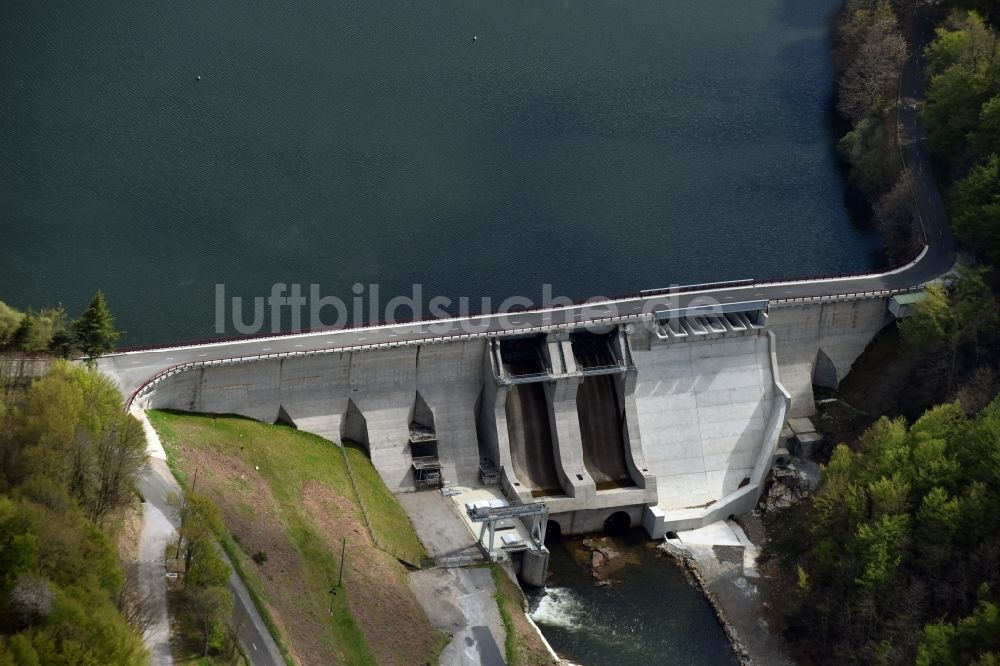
413,343 -> 484,486
144,340 -> 488,492
545,375 -> 594,499
547,504 -> 647,536
642,330 -> 791,537
768,297 -> 891,417
139,296 -> 889,533
630,327 -> 778,512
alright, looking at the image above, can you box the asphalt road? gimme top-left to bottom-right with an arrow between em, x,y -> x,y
98,0 -> 953,406
135,414 -> 286,666
101,234 -> 953,405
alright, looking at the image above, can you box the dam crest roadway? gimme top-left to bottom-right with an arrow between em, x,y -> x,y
104,55 -> 955,576
101,196 -> 954,584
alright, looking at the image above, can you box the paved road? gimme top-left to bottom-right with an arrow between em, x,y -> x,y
134,412 -> 285,666
409,567 -> 506,666
136,457 -> 176,666
900,0 -> 955,255
100,246 -> 952,407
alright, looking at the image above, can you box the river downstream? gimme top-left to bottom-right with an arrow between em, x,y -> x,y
527,532 -> 737,665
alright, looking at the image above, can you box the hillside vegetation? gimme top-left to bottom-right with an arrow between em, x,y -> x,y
767,397 -> 1000,664
922,9 -> 1000,264
0,292 -> 120,362
0,362 -> 148,664
148,410 -> 445,666
834,0 -> 914,263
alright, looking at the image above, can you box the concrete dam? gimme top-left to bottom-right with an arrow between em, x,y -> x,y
116,290 -> 917,560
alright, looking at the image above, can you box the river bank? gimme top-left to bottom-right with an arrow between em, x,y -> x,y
661,518 -> 794,666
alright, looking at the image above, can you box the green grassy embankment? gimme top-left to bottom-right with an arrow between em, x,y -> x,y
342,441 -> 427,566
148,410 -> 445,666
488,564 -> 558,666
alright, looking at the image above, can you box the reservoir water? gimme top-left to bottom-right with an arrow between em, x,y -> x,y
528,533 -> 737,665
1,0 -> 881,345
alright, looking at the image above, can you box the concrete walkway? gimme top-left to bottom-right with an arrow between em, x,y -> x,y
133,409 -> 285,666
136,455 -> 175,666
409,567 -> 506,666
397,490 -> 481,562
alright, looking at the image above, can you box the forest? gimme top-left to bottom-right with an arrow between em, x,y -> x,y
765,2 -> 1000,663
0,363 -> 148,664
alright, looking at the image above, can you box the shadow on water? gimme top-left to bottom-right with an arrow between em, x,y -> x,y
526,529 -> 737,666
1,0 -> 887,344
771,0 -> 887,260
775,0 -> 841,29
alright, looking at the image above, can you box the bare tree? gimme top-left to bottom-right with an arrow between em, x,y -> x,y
874,173 -> 920,263
228,611 -> 247,659
839,27 -> 907,120
954,365 -> 999,414
837,0 -> 907,121
90,413 -> 148,526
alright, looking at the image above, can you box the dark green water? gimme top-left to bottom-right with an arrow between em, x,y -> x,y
527,533 -> 737,665
1,0 -> 880,344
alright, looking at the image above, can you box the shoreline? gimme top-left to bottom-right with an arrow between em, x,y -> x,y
661,541 -> 753,665
659,517 -> 795,666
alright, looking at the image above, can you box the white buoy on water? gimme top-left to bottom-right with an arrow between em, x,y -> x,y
473,35 -> 478,41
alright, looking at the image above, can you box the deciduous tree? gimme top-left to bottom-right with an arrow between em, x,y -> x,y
838,0 -> 907,121
89,414 -> 147,526
901,268 -> 999,392
185,584 -> 233,657
0,302 -> 23,349
950,154 -> 1000,263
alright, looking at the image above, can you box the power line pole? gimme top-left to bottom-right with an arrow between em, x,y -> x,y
329,538 -> 347,616
338,537 -> 346,587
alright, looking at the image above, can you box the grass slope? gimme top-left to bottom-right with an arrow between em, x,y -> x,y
343,441 -> 427,565
149,410 -> 445,666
